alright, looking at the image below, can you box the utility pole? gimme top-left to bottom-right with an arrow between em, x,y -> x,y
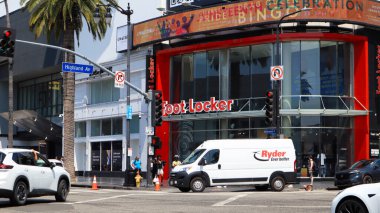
2,0 -> 14,148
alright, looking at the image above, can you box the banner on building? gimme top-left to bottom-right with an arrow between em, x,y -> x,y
134,0 -> 380,46
146,55 -> 156,92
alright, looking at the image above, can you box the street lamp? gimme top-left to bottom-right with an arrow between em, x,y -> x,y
94,2 -> 134,187
156,7 -> 176,15
274,7 -> 311,138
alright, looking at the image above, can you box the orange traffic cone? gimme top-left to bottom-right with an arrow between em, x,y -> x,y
153,175 -> 160,191
91,175 -> 98,190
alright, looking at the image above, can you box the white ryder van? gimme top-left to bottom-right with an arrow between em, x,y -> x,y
169,139 -> 297,192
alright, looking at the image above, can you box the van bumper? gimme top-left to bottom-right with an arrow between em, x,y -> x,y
284,172 -> 298,184
169,171 -> 190,188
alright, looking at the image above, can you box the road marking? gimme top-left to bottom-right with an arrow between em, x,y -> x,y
212,194 -> 248,206
222,205 -> 330,209
52,194 -> 133,205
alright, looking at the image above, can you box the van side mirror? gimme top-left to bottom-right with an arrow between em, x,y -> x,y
198,158 -> 206,166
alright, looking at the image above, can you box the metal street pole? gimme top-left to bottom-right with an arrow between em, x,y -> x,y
123,3 -> 133,187
275,8 -> 311,138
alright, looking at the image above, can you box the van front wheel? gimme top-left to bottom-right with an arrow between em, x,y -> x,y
190,177 -> 206,192
270,176 -> 285,192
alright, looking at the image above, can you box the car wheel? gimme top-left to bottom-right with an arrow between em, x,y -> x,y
10,181 -> 28,206
178,187 -> 191,192
255,185 -> 269,191
270,176 -> 285,192
55,180 -> 69,202
190,177 -> 205,192
336,198 -> 368,213
363,175 -> 372,184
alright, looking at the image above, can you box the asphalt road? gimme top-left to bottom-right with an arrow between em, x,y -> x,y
0,186 -> 339,213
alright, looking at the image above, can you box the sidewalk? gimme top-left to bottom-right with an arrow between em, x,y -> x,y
71,176 -> 338,191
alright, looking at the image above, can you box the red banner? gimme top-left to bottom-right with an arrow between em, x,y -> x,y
133,0 -> 380,46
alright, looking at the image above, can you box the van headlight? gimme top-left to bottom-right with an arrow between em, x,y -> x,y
180,167 -> 192,172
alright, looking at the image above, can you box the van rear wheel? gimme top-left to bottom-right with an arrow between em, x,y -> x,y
270,176 -> 285,192
190,177 -> 205,192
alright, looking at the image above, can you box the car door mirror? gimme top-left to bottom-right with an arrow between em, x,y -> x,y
50,162 -> 56,169
198,158 -> 207,166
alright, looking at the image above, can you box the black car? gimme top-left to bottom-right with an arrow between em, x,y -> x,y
335,159 -> 380,189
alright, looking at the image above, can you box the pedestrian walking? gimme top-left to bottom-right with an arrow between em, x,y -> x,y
151,156 -> 158,184
304,155 -> 315,191
172,155 -> 181,168
156,155 -> 165,185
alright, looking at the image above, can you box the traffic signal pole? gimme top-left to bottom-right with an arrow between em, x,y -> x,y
16,39 -> 154,185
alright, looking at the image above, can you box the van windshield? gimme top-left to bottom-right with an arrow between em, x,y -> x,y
182,149 -> 205,165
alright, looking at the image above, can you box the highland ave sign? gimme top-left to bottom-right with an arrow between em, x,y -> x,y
163,97 -> 234,116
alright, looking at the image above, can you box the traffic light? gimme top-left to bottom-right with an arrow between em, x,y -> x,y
151,136 -> 161,149
152,90 -> 163,126
0,28 -> 16,58
265,90 -> 274,126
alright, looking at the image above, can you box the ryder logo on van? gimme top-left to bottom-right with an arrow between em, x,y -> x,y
253,150 -> 289,162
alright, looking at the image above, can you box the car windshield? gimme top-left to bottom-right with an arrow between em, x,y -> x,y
350,160 -> 372,169
182,149 -> 206,165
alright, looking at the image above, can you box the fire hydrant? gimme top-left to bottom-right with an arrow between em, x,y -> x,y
135,171 -> 143,188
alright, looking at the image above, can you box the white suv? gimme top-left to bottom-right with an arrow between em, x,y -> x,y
0,149 -> 70,205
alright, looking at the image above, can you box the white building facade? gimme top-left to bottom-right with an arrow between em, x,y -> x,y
74,47 -> 151,176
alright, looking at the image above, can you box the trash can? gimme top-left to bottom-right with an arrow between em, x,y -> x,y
123,170 -> 136,187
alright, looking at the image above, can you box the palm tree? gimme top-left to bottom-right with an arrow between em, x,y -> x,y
20,0 -> 110,180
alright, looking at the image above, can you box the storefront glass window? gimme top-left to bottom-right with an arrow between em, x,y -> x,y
102,119 -> 112,136
181,54 -> 194,100
75,122 -> 86,138
101,142 -> 111,171
194,52 -> 207,101
207,51 -> 219,99
91,120 -> 101,136
112,142 -> 122,171
229,47 -> 251,100
113,117 -> 123,135
91,142 -> 100,171
91,79 -> 120,104
251,44 -> 272,100
171,55 -> 182,103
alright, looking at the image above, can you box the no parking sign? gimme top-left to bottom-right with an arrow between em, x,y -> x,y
270,66 -> 284,81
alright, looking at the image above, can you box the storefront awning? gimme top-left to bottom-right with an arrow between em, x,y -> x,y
0,110 -> 62,142
163,95 -> 368,121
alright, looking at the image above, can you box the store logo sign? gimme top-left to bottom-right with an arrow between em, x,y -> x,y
146,55 -> 156,92
163,97 -> 234,116
376,45 -> 380,95
253,150 -> 289,162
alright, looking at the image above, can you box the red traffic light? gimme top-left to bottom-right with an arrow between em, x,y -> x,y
266,90 -> 274,98
3,30 -> 11,38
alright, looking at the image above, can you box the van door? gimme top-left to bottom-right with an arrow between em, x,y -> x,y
200,149 -> 221,186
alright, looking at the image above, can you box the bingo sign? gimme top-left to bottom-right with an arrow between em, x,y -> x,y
114,71 -> 125,88
270,66 -> 284,81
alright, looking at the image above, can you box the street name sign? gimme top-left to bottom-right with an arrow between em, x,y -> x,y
264,129 -> 276,134
62,62 -> 93,74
